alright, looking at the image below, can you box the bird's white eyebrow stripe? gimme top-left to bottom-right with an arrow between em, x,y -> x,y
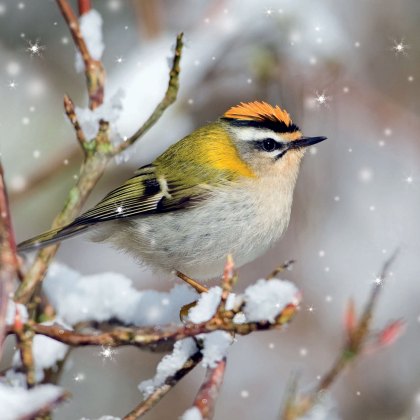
230,127 -> 283,142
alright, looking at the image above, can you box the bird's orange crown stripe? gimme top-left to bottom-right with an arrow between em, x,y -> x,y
223,101 -> 293,126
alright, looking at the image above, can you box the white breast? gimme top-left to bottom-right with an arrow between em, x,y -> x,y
95,176 -> 295,280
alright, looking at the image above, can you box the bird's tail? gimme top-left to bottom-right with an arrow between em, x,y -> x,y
17,222 -> 91,252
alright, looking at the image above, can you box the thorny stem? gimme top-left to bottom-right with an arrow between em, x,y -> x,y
123,351 -> 203,419
193,358 -> 227,419
280,251 -> 399,420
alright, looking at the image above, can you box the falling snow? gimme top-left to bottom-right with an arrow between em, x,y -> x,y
391,38 -> 409,55
99,346 -> 117,362
26,39 -> 45,57
314,90 -> 331,107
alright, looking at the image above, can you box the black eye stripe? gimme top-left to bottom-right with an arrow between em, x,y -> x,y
252,138 -> 285,152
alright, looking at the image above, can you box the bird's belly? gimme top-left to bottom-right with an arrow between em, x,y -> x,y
99,185 -> 291,279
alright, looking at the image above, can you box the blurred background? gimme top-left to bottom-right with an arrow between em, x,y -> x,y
1,0 -> 420,419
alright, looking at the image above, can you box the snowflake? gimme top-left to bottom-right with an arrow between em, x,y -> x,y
115,56 -> 124,64
314,90 -> 331,107
116,205 -> 124,214
8,80 -> 17,89
99,345 -> 117,362
374,277 -> 383,285
26,40 -> 45,57
74,372 -> 86,382
391,38 -> 409,55
405,176 -> 413,184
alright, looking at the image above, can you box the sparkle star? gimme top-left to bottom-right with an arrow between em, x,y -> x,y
8,80 -> 17,89
99,345 -> 117,362
115,56 -> 124,64
374,277 -> 383,285
391,38 -> 409,56
26,40 -> 45,57
314,90 -> 331,107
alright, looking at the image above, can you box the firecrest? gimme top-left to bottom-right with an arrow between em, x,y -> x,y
18,101 -> 326,280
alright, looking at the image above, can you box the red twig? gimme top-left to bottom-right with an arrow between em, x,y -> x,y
56,0 -> 105,109
280,250 -> 401,420
0,162 -> 19,358
78,0 -> 91,15
123,352 -> 203,419
193,358 -> 227,419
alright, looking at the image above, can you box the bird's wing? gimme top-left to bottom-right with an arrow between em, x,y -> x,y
17,164 -> 211,252
71,163 -> 209,226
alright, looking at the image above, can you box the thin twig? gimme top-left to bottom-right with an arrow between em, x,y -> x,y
15,326 -> 36,388
193,358 -> 227,419
15,20 -> 184,305
267,260 -> 295,280
218,255 -> 235,313
56,0 -> 105,109
115,32 -> 184,153
279,251 -> 400,419
123,351 -> 202,419
14,153 -> 109,304
63,94 -> 88,149
77,0 -> 91,15
0,162 -> 19,357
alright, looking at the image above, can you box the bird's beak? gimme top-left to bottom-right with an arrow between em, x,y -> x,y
288,136 -> 327,149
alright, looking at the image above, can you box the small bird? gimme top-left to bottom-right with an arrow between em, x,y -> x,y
18,101 -> 326,280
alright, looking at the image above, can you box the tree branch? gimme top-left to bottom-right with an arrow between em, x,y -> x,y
30,295 -> 297,350
63,94 -> 88,150
77,0 -> 91,16
14,6 -> 184,304
0,162 -> 19,357
115,32 -> 184,153
56,0 -> 104,109
280,250 -> 401,419
192,358 -> 227,419
123,351 -> 202,419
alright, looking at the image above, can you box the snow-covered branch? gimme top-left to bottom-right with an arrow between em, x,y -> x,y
14,2 -> 184,305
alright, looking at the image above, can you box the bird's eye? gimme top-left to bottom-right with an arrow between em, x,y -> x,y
262,138 -> 277,152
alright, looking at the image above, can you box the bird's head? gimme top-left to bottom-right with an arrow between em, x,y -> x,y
220,101 -> 327,178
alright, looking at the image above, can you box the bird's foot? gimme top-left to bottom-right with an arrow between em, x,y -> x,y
175,270 -> 208,293
176,271 -> 208,323
267,259 -> 295,279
